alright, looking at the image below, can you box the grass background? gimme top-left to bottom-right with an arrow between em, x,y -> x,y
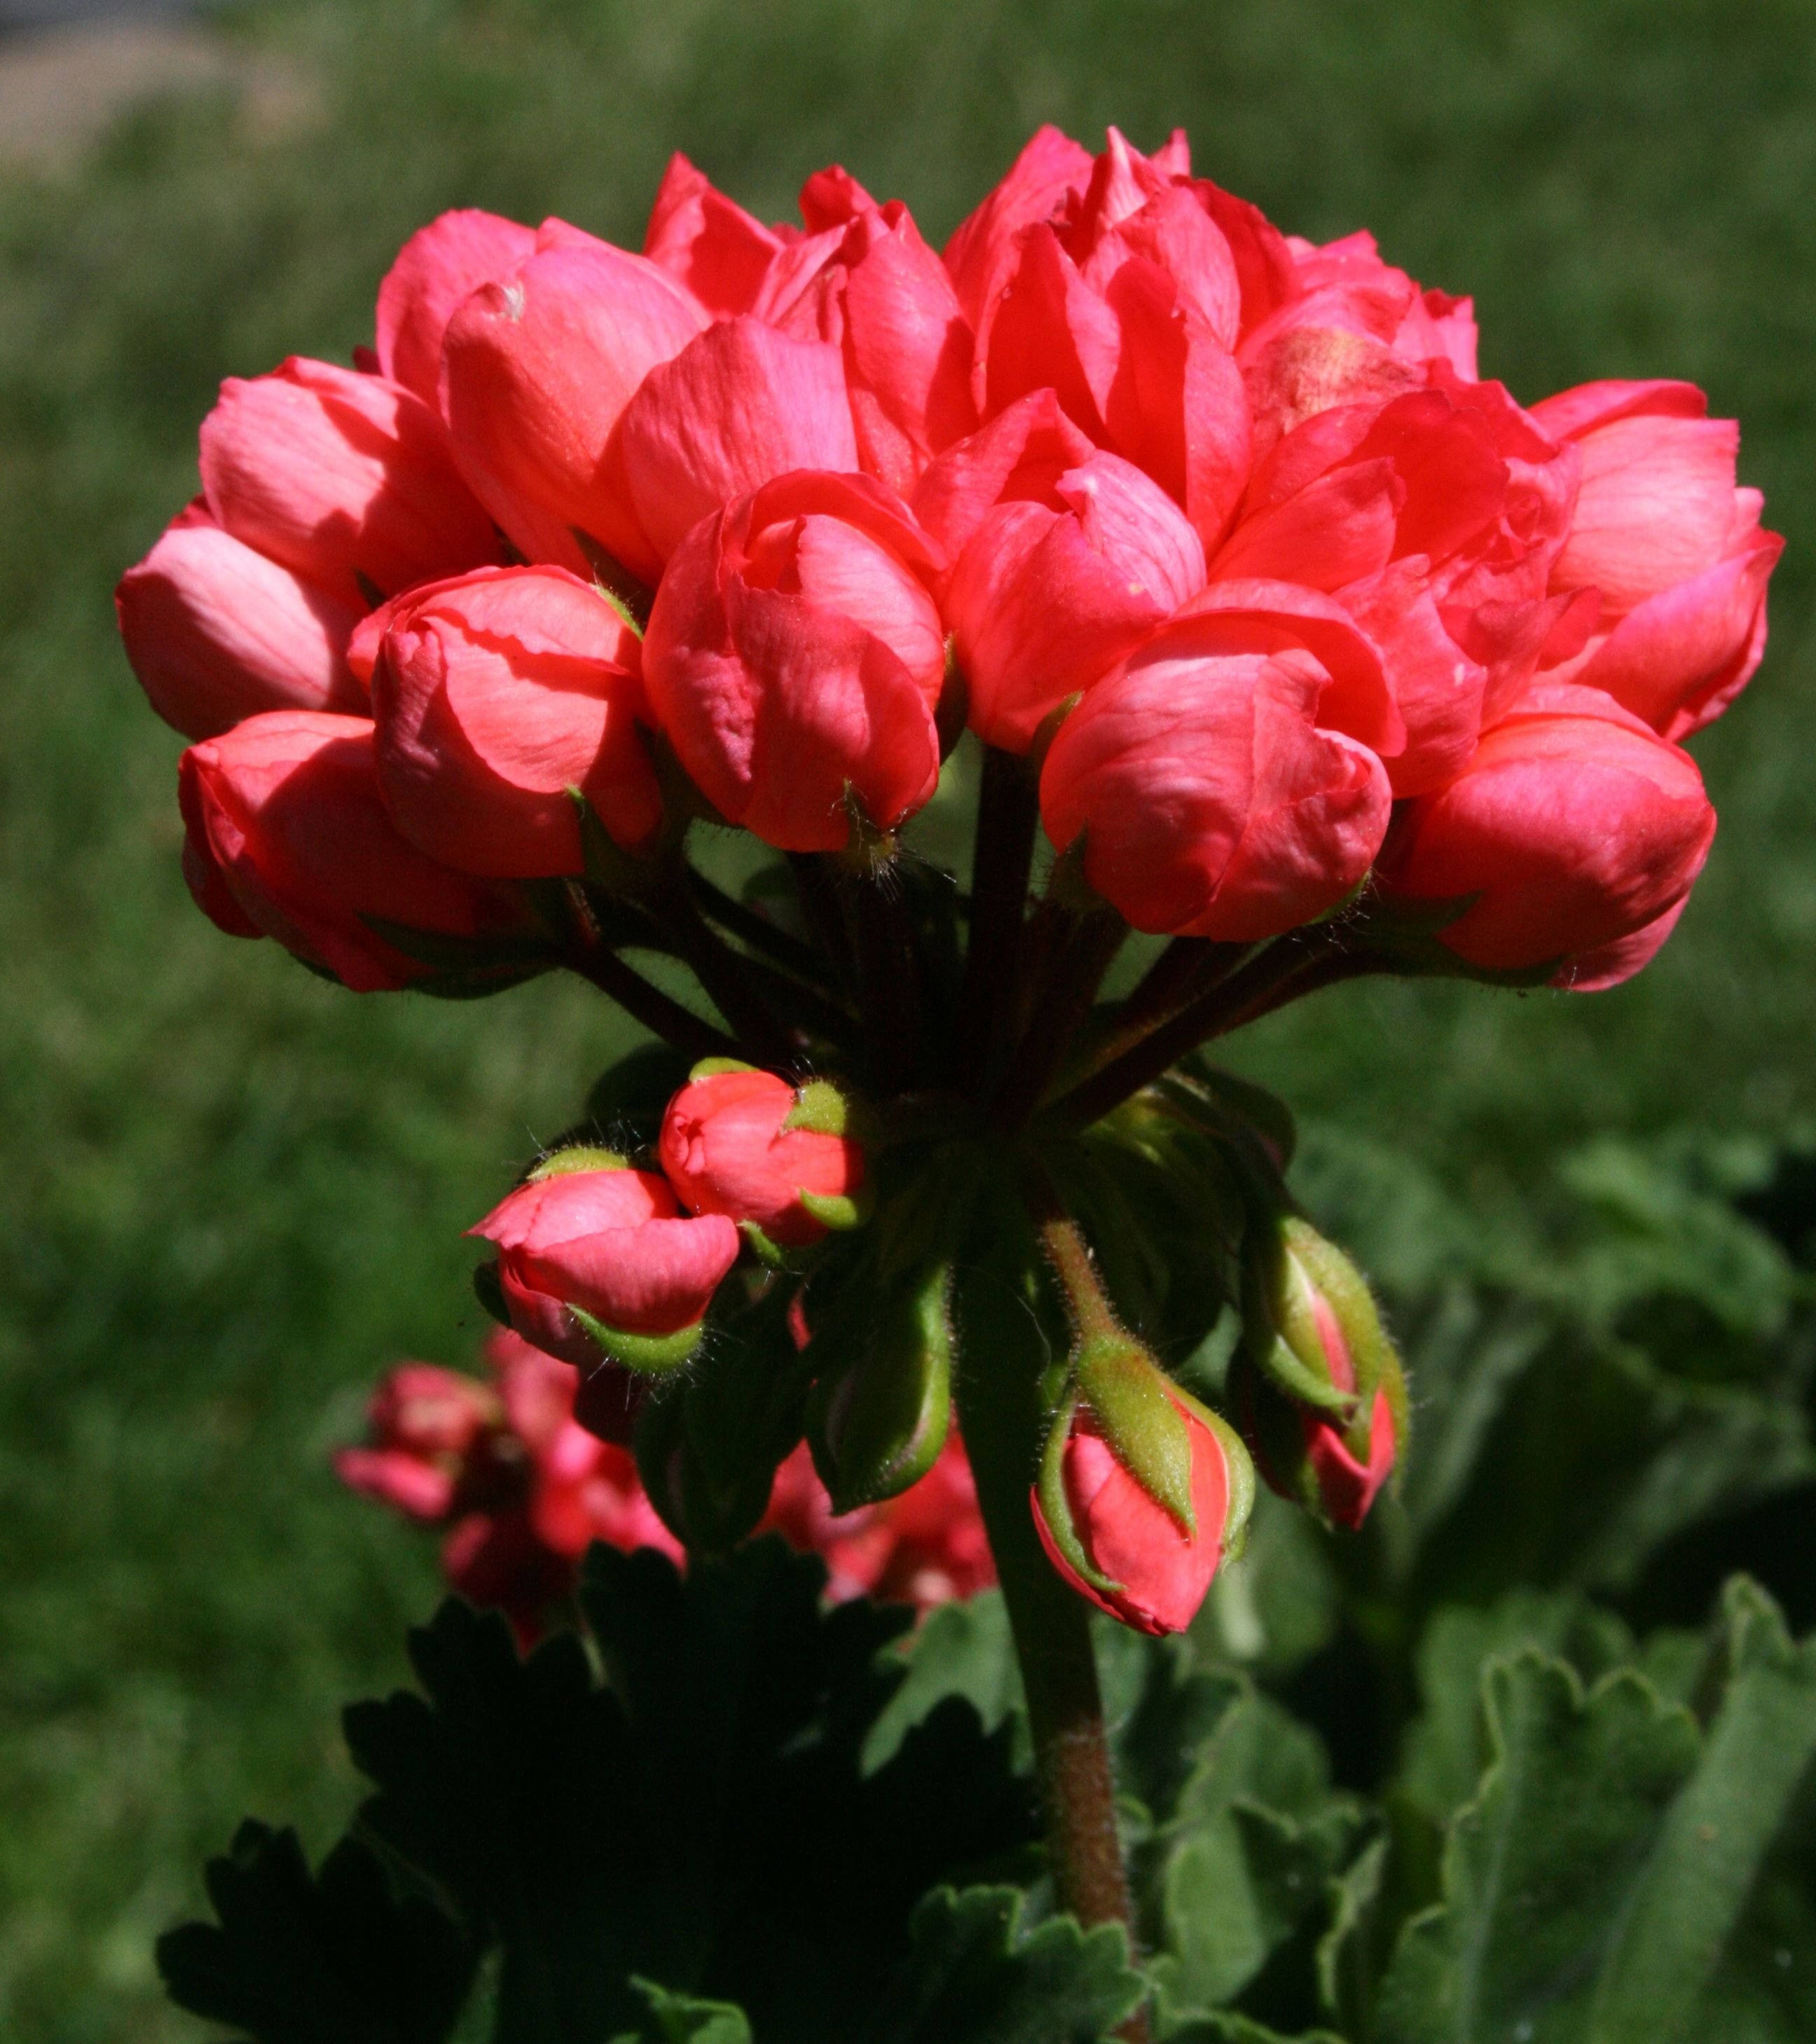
0,0 -> 1810,2035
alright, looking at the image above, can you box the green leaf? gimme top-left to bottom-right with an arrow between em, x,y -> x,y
860,1886 -> 1146,2044
156,1820 -> 476,2044
1396,1592 -> 1639,1831
1159,2015 -> 1345,2044
1585,1582 -> 1816,2044
334,1546 -> 1037,2043
1376,1655 -> 1702,2043
610,1980 -> 752,2044
1130,1666 -> 1366,2022
862,1589 -> 1024,1776
1316,1832 -> 1388,2040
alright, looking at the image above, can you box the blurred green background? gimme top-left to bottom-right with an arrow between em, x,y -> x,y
0,0 -> 1811,2035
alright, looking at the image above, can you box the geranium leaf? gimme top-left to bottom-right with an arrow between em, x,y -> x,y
860,1885 -> 1146,2044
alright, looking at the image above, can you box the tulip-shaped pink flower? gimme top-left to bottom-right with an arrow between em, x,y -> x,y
1377,683 -> 1717,985
439,221 -> 710,584
370,565 -> 661,878
642,151 -> 793,317
914,391 -> 1206,750
976,130 -> 1253,551
1040,586 -> 1396,938
1211,376 -> 1580,792
469,1163 -> 740,1371
116,502 -> 366,739
179,711 -> 537,992
1032,1391 -> 1232,1636
374,207 -> 538,408
198,357 -> 504,611
1239,226 -> 1479,456
659,1067 -> 866,1248
616,315 -> 860,563
1529,379 -> 1783,741
771,166 -> 979,498
642,470 -> 948,851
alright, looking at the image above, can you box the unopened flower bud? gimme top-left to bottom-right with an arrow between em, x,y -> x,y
468,1148 -> 740,1374
1031,1338 -> 1254,1636
807,1262 -> 953,1511
1238,1214 -> 1406,1529
659,1062 -> 870,1256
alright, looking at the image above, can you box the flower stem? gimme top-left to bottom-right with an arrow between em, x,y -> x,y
992,907 -> 1127,1132
953,1203 -> 1147,2036
1048,926 -> 1354,1129
953,747 -> 1040,1096
561,884 -> 739,1062
644,868 -> 799,1066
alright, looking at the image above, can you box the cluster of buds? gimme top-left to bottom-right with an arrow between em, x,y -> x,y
124,125 -> 1778,1643
338,1329 -> 991,1640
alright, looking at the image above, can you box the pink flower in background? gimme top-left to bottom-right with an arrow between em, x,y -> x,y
340,1339 -> 993,1639
759,1436 -> 995,1607
338,1332 -> 680,1643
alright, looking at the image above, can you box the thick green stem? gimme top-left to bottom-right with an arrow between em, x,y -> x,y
953,1213 -> 1145,2019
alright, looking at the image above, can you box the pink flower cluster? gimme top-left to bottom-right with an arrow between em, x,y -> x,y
121,125 -> 1778,993
338,1328 -> 991,1640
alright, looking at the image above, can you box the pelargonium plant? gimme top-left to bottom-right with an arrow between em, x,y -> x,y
121,125 -> 1780,2043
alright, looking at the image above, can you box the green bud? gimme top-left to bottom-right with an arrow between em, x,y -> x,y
1072,1329 -> 1197,1536
1241,1214 -> 1393,1418
807,1263 -> 953,1510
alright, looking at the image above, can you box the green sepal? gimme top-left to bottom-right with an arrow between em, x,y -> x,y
799,1183 -> 874,1233
1036,1391 -> 1124,1603
568,525 -> 653,629
690,1056 -> 758,1081
1281,1216 -> 1401,1432
783,1076 -> 862,1139
1164,1380 -> 1258,1561
568,1307 -> 706,1376
528,1144 -> 629,1181
472,1259 -> 510,1330
738,1219 -> 792,1270
1074,1331 -> 1198,1537
806,1262 -> 954,1511
1241,1220 -> 1367,1419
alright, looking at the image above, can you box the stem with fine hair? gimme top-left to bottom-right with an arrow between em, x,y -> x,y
992,909 -> 1127,1132
644,868 -> 799,1066
561,884 -> 741,1061
954,746 -> 1041,1095
1050,925 -> 1354,1129
952,1197 -> 1146,2038
685,866 -> 829,982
